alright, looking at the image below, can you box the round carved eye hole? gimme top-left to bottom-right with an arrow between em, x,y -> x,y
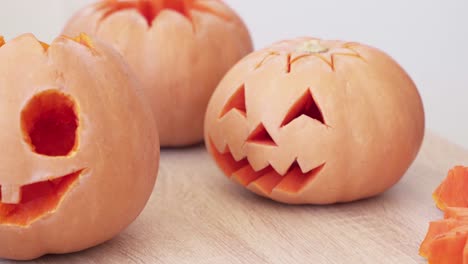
21,90 -> 79,156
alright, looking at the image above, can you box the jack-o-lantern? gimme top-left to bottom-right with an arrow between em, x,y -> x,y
0,33 -> 159,260
205,37 -> 425,205
63,0 -> 253,147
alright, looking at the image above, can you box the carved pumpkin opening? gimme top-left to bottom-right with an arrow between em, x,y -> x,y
21,90 -> 79,157
281,89 -> 325,127
247,123 -> 277,146
99,0 -> 231,27
219,85 -> 246,118
100,0 -> 189,26
0,170 -> 83,226
209,139 -> 325,195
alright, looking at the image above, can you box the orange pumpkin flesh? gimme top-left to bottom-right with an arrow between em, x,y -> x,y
445,207 -> 468,220
0,34 -> 159,260
99,0 -> 230,26
205,38 -> 425,204
433,166 -> 468,210
420,167 -> 468,263
425,228 -> 468,264
419,219 -> 468,258
63,0 -> 253,147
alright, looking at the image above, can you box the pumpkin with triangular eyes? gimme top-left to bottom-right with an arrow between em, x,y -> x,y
205,37 -> 425,205
0,34 -> 159,260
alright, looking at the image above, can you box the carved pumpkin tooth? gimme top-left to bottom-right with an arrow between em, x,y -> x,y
0,185 -> 21,204
274,163 -> 325,194
249,171 -> 283,196
232,165 -> 272,187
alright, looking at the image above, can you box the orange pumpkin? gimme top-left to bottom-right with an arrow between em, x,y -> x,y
63,0 -> 253,147
0,33 -> 159,260
433,166 -> 468,211
205,37 -> 425,204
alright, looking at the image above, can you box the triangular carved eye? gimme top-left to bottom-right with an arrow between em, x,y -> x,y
219,85 -> 246,118
247,123 -> 277,146
281,89 -> 325,127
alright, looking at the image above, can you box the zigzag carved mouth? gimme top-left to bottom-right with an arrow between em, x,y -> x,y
209,139 -> 325,196
0,169 -> 84,227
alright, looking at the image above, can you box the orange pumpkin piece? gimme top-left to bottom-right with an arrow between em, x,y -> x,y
445,207 -> 468,220
425,227 -> 468,264
433,166 -> 468,211
205,37 -> 425,204
420,219 -> 468,258
0,34 -> 160,260
63,0 -> 253,147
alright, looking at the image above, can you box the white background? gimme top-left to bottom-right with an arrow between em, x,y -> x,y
1,1 -> 467,147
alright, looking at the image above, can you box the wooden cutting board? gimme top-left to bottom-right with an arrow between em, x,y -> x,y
2,132 -> 467,264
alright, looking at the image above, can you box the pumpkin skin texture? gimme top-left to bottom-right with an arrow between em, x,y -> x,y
204,37 -> 425,205
63,0 -> 253,147
0,34 -> 159,260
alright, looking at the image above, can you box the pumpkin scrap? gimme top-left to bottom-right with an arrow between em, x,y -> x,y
420,167 -> 468,263
445,207 -> 468,221
433,166 -> 468,211
419,219 -> 468,258
425,227 -> 468,264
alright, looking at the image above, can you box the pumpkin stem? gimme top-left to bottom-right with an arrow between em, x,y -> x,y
296,40 -> 329,54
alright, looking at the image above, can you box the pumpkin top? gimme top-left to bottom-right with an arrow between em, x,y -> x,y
98,0 -> 231,27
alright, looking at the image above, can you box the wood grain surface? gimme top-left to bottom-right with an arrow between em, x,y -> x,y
2,132 -> 467,264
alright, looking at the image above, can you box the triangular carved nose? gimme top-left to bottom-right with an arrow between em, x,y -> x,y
281,89 -> 325,127
247,123 -> 277,146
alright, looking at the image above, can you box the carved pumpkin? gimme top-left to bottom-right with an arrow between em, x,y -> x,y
0,33 -> 159,260
63,0 -> 253,147
205,37 -> 425,204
